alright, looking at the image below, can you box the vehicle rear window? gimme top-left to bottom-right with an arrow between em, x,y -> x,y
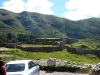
4,63 -> 25,72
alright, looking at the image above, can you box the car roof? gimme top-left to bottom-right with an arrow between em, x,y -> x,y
6,60 -> 32,64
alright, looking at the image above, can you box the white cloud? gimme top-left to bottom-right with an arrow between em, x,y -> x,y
1,0 -> 25,13
0,0 -> 54,15
25,0 -> 54,14
64,0 -> 100,20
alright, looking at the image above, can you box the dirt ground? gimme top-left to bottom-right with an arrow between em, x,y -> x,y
40,70 -> 88,75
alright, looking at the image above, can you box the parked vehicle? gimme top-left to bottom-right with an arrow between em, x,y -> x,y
92,63 -> 100,71
4,60 -> 40,75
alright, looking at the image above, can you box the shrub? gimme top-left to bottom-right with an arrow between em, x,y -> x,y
40,65 -> 80,72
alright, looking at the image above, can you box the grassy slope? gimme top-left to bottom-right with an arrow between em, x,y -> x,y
67,39 -> 100,50
0,48 -> 100,64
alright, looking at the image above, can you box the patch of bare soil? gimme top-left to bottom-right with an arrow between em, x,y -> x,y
0,47 -> 11,50
74,68 -> 89,74
40,70 -> 88,75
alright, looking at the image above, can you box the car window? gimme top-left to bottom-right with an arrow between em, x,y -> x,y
5,63 -> 25,72
28,61 -> 35,69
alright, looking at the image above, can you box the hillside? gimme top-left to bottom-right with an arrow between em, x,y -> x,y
0,8 -> 100,39
0,9 -> 30,35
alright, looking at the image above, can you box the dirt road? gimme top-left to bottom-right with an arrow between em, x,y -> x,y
40,70 -> 88,75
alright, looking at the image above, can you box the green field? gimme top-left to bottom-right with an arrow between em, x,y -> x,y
0,48 -> 100,64
66,39 -> 100,50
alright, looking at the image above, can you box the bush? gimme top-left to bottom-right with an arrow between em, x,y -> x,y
40,65 -> 80,72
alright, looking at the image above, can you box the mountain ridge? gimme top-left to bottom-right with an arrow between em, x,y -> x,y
0,8 -> 100,39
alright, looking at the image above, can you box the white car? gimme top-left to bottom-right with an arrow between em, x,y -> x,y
92,63 -> 100,71
4,60 -> 40,75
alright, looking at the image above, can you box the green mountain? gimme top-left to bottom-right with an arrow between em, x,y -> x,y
0,8 -> 100,39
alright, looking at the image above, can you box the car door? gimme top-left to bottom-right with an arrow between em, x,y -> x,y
27,61 -> 38,75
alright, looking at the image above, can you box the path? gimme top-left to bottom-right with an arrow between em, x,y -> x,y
40,70 -> 88,75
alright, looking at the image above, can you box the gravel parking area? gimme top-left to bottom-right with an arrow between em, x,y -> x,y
34,59 -> 91,75
40,70 -> 88,75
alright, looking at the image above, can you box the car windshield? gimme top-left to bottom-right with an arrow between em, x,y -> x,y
5,63 -> 25,72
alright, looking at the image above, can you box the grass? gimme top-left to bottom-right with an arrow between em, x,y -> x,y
66,39 -> 100,50
0,48 -> 100,64
1,38 -> 100,65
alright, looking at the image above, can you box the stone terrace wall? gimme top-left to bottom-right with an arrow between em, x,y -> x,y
18,46 -> 63,52
66,46 -> 100,57
18,45 -> 100,57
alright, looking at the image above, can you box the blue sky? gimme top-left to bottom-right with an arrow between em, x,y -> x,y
49,0 -> 67,17
0,0 -> 100,21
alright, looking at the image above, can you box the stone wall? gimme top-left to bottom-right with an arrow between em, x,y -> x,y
18,46 -> 63,52
18,45 -> 100,57
66,46 -> 100,58
5,43 -> 17,48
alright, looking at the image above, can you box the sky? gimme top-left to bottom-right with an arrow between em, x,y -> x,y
0,0 -> 100,21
